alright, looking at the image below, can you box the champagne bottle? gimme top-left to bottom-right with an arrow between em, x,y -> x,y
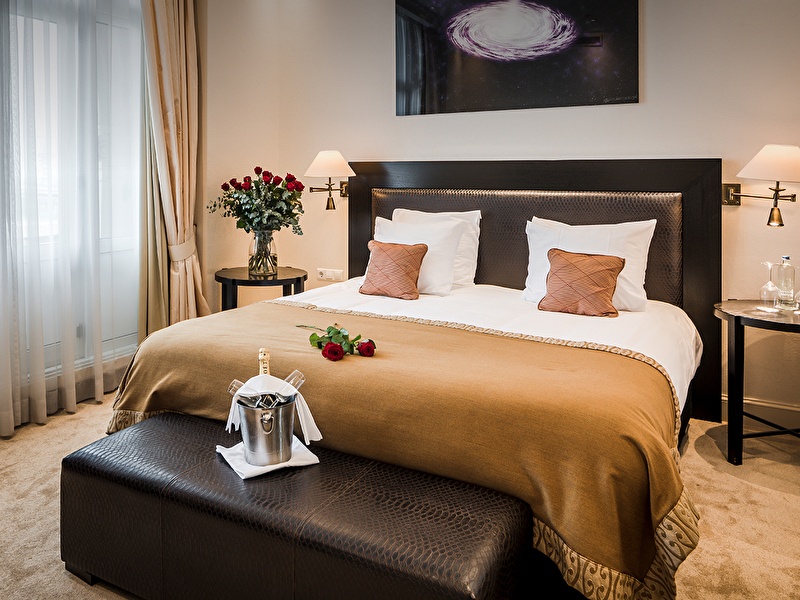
258,347 -> 270,375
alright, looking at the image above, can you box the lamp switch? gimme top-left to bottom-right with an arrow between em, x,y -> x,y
722,183 -> 741,206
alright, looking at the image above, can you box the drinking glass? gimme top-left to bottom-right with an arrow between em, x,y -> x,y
757,261 -> 779,312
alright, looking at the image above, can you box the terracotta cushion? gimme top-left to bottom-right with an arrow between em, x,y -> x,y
359,240 -> 428,300
538,248 -> 626,317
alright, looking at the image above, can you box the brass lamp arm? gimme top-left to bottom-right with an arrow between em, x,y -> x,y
307,177 -> 350,210
735,192 -> 797,202
723,182 -> 797,205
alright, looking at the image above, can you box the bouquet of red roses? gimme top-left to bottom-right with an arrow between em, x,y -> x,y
208,165 -> 304,235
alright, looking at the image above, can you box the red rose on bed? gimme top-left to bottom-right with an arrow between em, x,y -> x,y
356,339 -> 376,357
299,324 -> 376,361
321,342 -> 345,362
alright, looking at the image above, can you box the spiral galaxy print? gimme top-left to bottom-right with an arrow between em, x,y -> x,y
446,0 -> 578,61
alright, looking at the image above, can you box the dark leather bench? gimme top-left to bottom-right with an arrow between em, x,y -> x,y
60,413 -> 536,599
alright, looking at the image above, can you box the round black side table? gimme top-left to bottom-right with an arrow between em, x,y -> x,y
713,300 -> 800,465
215,266 -> 308,310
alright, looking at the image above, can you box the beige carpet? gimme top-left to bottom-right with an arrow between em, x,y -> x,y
676,418 -> 800,598
0,397 -> 798,599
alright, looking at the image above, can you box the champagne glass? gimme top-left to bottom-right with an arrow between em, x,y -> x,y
757,261 -> 779,312
275,370 -> 305,405
265,370 -> 305,408
228,379 -> 244,395
282,370 -> 305,393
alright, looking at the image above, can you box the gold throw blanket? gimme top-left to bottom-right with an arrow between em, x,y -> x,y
110,301 -> 699,600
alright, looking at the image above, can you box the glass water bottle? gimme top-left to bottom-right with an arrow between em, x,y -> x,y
771,256 -> 798,311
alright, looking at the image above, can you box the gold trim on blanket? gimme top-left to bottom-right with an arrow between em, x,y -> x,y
106,408 -> 171,434
532,487 -> 699,600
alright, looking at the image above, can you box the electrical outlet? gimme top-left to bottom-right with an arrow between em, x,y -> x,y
316,268 -> 343,281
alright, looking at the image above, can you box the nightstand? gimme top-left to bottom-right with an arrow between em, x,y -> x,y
713,300 -> 800,465
215,267 -> 308,310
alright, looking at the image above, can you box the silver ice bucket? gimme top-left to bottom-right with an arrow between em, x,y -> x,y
237,397 -> 295,466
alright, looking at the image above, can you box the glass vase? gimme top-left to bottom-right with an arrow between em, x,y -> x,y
248,230 -> 278,276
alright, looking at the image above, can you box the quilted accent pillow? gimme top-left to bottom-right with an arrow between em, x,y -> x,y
538,248 -> 626,317
359,240 -> 428,300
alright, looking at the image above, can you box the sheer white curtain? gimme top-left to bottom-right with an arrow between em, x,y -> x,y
0,0 -> 142,437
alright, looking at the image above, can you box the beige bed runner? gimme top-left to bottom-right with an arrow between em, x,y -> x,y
110,301 -> 699,600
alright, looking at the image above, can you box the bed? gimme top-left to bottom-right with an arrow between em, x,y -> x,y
109,159 -> 722,600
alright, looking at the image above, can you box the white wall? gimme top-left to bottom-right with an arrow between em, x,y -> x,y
199,0 -> 800,421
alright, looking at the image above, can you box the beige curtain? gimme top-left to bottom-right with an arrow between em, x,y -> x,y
138,97 -> 170,342
141,0 -> 210,331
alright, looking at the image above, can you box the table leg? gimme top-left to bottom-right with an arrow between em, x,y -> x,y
281,277 -> 304,296
726,318 -> 745,465
221,281 -> 238,310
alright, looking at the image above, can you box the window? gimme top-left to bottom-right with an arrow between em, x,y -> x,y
1,0 -> 142,433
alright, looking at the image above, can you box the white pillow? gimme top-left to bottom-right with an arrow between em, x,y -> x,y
391,209 -> 482,287
373,216 -> 467,296
522,217 -> 657,312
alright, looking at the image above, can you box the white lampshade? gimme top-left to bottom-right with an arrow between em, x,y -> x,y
737,144 -> 800,183
304,151 -> 356,178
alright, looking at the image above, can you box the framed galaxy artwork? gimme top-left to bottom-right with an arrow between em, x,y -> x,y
396,0 -> 639,115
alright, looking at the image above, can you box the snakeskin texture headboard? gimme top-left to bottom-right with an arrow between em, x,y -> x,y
371,188 -> 683,305
346,159 -> 722,422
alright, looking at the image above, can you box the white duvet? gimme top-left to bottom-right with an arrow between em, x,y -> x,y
275,278 -> 703,411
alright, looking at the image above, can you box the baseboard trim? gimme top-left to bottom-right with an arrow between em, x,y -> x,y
721,395 -> 800,429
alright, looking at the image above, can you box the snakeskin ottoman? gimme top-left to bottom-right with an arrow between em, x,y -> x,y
61,412 -> 534,599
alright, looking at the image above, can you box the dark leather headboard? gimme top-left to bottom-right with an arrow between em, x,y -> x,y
346,159 -> 722,422
371,188 -> 683,306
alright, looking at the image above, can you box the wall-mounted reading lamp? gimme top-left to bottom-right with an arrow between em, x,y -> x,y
723,144 -> 800,227
303,150 -> 356,210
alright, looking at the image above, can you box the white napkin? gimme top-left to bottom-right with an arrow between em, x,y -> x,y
225,374 -> 322,444
216,436 -> 319,479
